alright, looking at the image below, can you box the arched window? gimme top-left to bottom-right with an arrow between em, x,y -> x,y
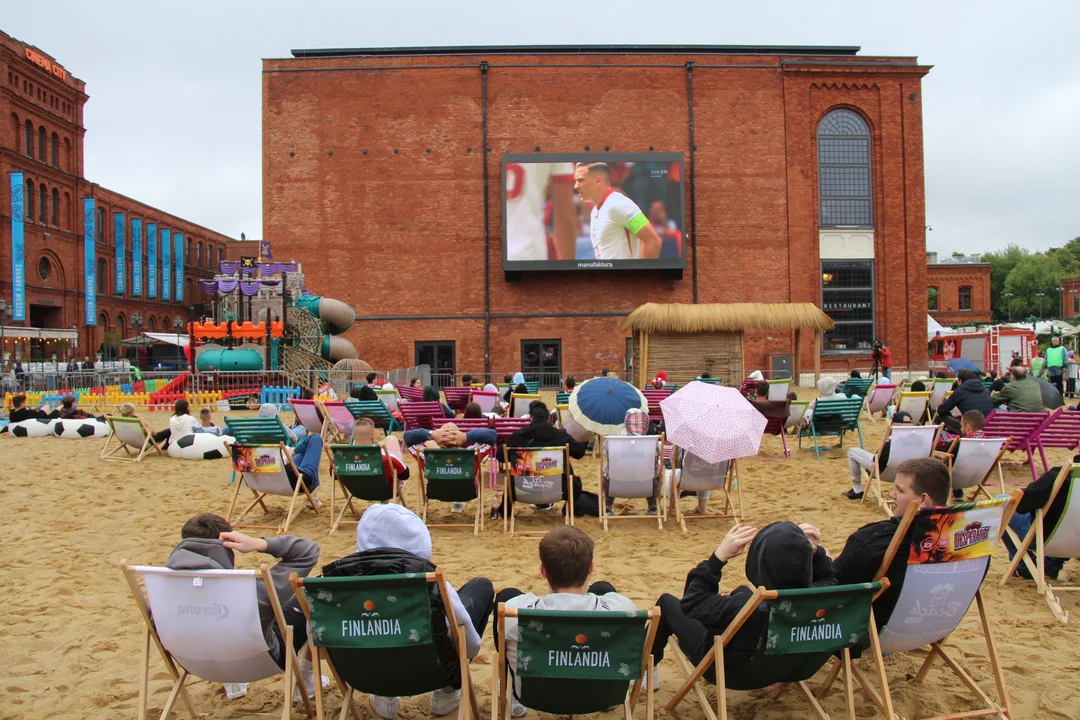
196,241 -> 203,267
25,119 -> 33,157
38,126 -> 46,160
51,132 -> 59,167
817,108 -> 872,228
97,258 -> 107,295
928,286 -> 939,312
51,188 -> 59,226
25,178 -> 34,220
958,286 -> 972,311
147,316 -> 156,331
38,184 -> 46,223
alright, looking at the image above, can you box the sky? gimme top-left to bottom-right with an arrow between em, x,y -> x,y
6,0 -> 1078,256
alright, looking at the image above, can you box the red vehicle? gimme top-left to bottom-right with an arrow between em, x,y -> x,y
928,326 -> 1037,375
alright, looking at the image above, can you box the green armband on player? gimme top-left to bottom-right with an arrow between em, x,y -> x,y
626,213 -> 650,236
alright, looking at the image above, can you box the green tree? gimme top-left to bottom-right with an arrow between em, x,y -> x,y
1002,254 -> 1064,319
982,244 -> 1030,321
1045,237 -> 1080,278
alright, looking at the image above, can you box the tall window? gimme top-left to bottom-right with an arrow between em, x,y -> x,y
521,340 -> 562,387
98,207 -> 107,242
196,241 -> 203,268
25,178 -> 34,220
51,132 -> 59,167
217,246 -> 224,267
817,109 -> 872,227
51,188 -> 59,226
38,126 -> 46,160
25,119 -> 33,157
147,316 -> 156,331
928,286 -> 939,312
97,258 -> 107,295
38,184 -> 46,223
958,286 -> 972,311
63,192 -> 70,229
821,260 -> 875,352
64,137 -> 71,170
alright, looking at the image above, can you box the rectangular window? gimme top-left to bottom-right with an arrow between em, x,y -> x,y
822,260 -> 874,353
928,287 -> 939,312
1074,296 -> 1079,315
958,286 -> 972,311
521,340 -> 562,388
415,341 -> 455,388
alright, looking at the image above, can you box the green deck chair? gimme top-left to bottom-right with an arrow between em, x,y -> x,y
494,605 -> 660,720
694,377 -> 721,385
224,415 -> 295,485
667,581 -> 893,720
292,570 -> 480,720
419,447 -> 484,535
797,397 -> 865,460
327,444 -> 398,533
555,391 -> 571,406
344,398 -> 400,435
523,381 -> 540,394
840,377 -> 872,397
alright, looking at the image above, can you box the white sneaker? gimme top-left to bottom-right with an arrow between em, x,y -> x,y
511,699 -> 527,717
293,661 -> 330,703
223,682 -> 248,700
430,687 -> 461,716
450,502 -> 466,513
369,695 -> 400,719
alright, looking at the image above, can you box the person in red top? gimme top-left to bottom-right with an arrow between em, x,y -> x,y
874,342 -> 894,380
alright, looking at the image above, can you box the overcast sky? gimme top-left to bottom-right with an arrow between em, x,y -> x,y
6,1 -> 1078,255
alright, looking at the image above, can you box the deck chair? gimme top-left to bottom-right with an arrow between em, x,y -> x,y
344,398 -> 399,436
756,399 -> 791,459
317,401 -> 356,444
493,604 -> 660,720
290,570 -> 480,720
822,496 -> 1018,720
509,393 -> 541,418
670,449 -> 741,533
737,377 -> 756,398
1001,463 -> 1080,623
433,417 -> 492,432
864,382 -> 897,421
397,384 -> 424,403
982,410 -> 1052,481
225,415 -> 296,446
895,391 -> 932,425
291,399 -> 326,437
555,391 -> 571,405
418,447 -> 484,534
401,401 -> 446,431
694,376 -> 721,385
327,444 -> 397,533
494,418 -> 530,453
840,377 -> 872,397
784,400 -> 810,432
599,434 -> 665,531
472,389 -> 500,414
121,562 -> 312,720
928,379 -> 953,415
523,381 -> 541,394
865,423 -> 943,513
502,445 -> 573,536
443,386 -> 473,413
374,388 -> 400,412
766,378 -> 791,401
938,436 -> 1009,501
797,397 -> 865,460
226,442 -> 316,535
100,415 -> 165,462
666,581 -> 892,720
1035,407 -> 1080,474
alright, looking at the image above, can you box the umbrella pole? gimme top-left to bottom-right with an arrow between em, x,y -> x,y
794,329 -> 802,388
641,332 -> 650,389
814,330 -> 822,387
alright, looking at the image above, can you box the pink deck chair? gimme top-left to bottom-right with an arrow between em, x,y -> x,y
864,382 -> 897,420
982,410 -> 1053,480
322,400 -> 356,441
400,401 -> 445,431
290,398 -> 325,437
1035,408 -> 1080,473
443,386 -> 472,413
471,389 -> 500,414
398,385 -> 424,403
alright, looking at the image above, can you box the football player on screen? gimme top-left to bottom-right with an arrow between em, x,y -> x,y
573,162 -> 662,260
505,162 -> 578,261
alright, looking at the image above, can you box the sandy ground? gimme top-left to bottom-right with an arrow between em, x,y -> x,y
2,399 -> 1079,720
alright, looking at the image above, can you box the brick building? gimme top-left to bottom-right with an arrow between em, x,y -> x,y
1061,277 -> 1080,320
0,30 -> 232,363
926,253 -> 993,326
263,45 -> 932,379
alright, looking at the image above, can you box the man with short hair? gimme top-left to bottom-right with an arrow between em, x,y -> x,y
827,457 -> 952,626
993,366 -> 1045,412
934,369 -> 993,433
460,373 -> 473,386
563,376 -> 576,392
1046,335 -> 1068,397
574,162 -> 662,260
8,394 -> 54,423
495,526 -> 637,717
366,372 -> 378,386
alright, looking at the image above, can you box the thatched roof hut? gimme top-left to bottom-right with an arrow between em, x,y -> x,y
620,303 -> 835,388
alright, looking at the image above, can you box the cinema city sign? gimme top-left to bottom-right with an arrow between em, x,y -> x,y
25,48 -> 67,80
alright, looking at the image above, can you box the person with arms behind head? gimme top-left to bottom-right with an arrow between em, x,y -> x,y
573,162 -> 662,260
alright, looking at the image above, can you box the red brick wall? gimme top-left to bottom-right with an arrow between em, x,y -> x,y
927,263 -> 992,325
1062,278 -> 1080,320
256,51 -> 929,377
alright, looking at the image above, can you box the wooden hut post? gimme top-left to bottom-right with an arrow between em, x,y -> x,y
813,330 -> 822,386
640,330 -> 650,388
793,328 -> 802,387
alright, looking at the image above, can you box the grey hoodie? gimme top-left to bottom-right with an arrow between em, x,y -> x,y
166,535 -> 319,666
355,504 -> 482,657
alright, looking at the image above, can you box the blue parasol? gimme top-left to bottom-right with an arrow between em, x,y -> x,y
568,377 -> 648,436
946,357 -> 980,375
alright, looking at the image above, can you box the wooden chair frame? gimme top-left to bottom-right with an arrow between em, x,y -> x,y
226,442 -> 318,535
669,450 -> 742,534
502,444 -> 573,536
599,434 -> 666,531
417,447 -> 485,535
100,415 -> 165,462
934,436 -> 1010,502
865,422 -> 943,514
327,443 -> 399,534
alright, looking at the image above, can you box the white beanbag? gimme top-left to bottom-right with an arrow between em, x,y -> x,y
52,419 -> 109,438
9,418 -> 59,437
168,432 -> 234,460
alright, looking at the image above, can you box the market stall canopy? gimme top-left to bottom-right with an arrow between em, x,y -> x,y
0,326 -> 79,340
121,332 -> 190,347
928,314 -> 948,339
619,302 -> 835,332
1001,319 -> 1080,337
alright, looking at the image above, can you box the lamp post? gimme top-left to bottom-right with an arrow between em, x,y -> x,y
0,298 -> 11,368
1037,292 -> 1047,319
131,312 -> 143,369
1003,292 -> 1014,322
1056,286 -> 1065,319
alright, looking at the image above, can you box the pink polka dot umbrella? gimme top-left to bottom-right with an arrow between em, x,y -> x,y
659,382 -> 766,463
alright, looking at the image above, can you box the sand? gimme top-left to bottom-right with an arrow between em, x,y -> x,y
2,401 -> 1079,720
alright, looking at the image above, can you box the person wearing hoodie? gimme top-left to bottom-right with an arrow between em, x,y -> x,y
933,370 -> 994,434
802,376 -> 846,428
151,398 -> 198,447
648,520 -> 835,678
423,385 -> 455,418
650,370 -> 668,390
499,402 -> 588,518
164,513 -> 321,695
321,504 -> 494,719
503,372 -> 527,404
259,402 -> 303,441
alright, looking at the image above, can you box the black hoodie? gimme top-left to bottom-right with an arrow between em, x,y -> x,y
506,421 -> 587,459
934,377 -> 994,421
680,522 -> 836,668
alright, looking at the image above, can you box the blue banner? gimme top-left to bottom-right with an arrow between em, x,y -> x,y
84,198 -> 96,325
114,212 -> 126,295
147,223 -> 158,298
131,218 -> 143,296
161,228 -> 171,301
10,172 -> 26,321
174,231 -> 184,302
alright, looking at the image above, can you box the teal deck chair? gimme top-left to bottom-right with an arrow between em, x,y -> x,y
667,581 -> 893,720
292,571 -> 480,720
419,447 -> 484,535
327,444 -> 398,533
840,377 -> 872,397
797,397 -> 865,460
523,381 -> 540,394
494,604 -> 660,720
694,377 -> 721,385
555,391 -> 571,406
344,398 -> 400,435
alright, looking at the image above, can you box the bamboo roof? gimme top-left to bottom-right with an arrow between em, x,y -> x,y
620,303 -> 835,333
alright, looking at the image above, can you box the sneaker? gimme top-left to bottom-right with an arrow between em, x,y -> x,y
645,506 -> 658,516
490,506 -> 504,520
369,695 -> 400,719
307,497 -> 324,510
430,687 -> 461,716
293,673 -> 330,703
450,502 -> 466,513
530,504 -> 554,510
511,699 -> 527,717
604,506 -> 615,517
842,489 -> 864,500
952,489 -> 965,502
223,682 -> 249,700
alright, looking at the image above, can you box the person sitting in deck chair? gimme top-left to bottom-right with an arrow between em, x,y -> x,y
287,431 -> 324,508
258,402 -> 301,442
165,513 -> 322,699
826,457 -> 951,626
424,385 -> 455,419
842,410 -> 913,500
603,408 -> 659,516
648,520 -> 835,681
993,366 -> 1045,413
192,407 -> 224,436
496,525 -> 638,718
802,376 -> 846,427
1003,458 -> 1076,581
322,504 -> 494,719
933,369 -> 993,434
352,417 -> 411,500
503,402 -> 588,514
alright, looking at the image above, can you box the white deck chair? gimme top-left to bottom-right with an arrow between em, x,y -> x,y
374,388 -> 399,412
866,423 -> 942,513
120,563 -> 312,720
1002,463 -> 1080,623
864,382 -> 897,421
928,380 -> 953,415
471,389 -> 500,415
600,434 -> 665,531
100,415 -> 165,462
289,399 -> 325,437
226,443 -> 317,535
820,497 -> 1018,720
896,391 -> 932,425
784,400 -> 810,431
939,436 -> 1009,501
766,378 -> 791,401
502,445 -> 573,536
670,448 -> 741,533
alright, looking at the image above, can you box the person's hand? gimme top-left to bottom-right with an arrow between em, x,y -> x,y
799,523 -> 822,551
714,523 -> 758,563
219,531 -> 268,554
